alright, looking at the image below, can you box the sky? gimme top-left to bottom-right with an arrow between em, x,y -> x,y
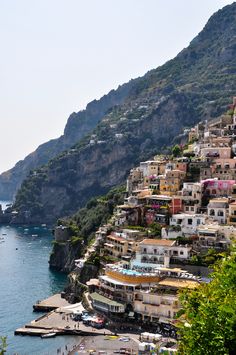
0,0 -> 234,173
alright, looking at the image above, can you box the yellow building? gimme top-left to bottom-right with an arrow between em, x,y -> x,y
104,234 -> 139,259
160,170 -> 185,196
134,277 -> 199,324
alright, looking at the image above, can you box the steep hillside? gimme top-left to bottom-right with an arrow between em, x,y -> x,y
13,2 -> 236,224
0,81 -> 136,199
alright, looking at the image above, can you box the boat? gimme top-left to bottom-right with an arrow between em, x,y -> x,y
41,332 -> 56,338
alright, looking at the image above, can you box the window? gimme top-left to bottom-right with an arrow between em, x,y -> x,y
186,206 -> 189,211
180,251 -> 184,255
209,209 -> 215,216
218,210 -> 223,217
197,219 -> 201,225
188,219 -> 193,225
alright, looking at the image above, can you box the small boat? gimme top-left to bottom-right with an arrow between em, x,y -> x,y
41,224 -> 47,227
2,233 -> 7,236
31,234 -> 38,237
41,332 -> 56,338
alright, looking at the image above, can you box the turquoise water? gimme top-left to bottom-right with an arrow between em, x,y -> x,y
0,223 -> 79,355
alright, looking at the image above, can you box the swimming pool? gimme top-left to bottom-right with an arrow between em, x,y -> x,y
120,269 -> 142,276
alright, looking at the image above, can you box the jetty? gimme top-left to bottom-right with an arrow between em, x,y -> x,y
33,293 -> 69,311
16,296 -> 113,338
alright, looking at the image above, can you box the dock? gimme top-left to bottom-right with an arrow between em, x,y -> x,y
16,301 -> 113,338
33,293 -> 70,311
14,327 -> 62,336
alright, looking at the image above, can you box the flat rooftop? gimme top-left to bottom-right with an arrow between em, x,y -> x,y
158,278 -> 199,289
140,239 -> 175,246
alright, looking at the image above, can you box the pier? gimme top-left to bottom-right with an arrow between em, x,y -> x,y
33,293 -> 70,311
16,297 -> 113,338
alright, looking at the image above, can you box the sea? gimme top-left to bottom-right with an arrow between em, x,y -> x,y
0,201 -> 80,355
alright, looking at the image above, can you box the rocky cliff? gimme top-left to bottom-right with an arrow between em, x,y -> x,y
13,3 -> 236,224
0,81 -> 136,200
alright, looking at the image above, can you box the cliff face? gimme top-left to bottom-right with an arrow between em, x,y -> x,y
0,81 -> 136,200
13,3 -> 236,224
49,241 -> 82,272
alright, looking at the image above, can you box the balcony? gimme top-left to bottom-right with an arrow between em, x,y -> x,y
141,258 -> 164,264
141,251 -> 164,256
142,302 -> 160,306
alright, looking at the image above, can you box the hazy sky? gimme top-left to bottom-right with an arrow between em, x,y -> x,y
0,0 -> 234,173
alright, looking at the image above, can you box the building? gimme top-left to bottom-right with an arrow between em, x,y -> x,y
131,239 -> 192,269
134,277 -> 199,325
170,213 -> 206,235
228,201 -> 236,225
103,232 -> 140,260
207,198 -> 229,224
181,182 -> 202,214
200,147 -> 231,160
170,196 -> 183,215
88,264 -> 199,321
201,179 -> 236,199
194,224 -> 232,250
160,170 -> 185,196
114,205 -> 142,226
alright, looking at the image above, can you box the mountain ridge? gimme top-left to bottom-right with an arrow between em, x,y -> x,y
11,2 -> 236,224
0,80 -> 137,199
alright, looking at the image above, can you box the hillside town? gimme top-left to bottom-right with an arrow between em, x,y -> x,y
54,97 -> 236,352
14,98 -> 236,354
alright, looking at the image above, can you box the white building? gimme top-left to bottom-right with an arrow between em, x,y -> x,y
170,213 -> 206,236
131,239 -> 192,269
207,198 -> 229,224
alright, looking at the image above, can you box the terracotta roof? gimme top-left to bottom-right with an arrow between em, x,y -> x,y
140,239 -> 175,246
107,235 -> 126,243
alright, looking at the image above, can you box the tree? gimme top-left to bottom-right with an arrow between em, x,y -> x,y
149,222 -> 162,237
177,249 -> 236,354
172,144 -> 182,157
0,337 -> 7,355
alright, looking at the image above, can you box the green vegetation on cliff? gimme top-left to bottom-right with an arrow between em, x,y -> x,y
58,185 -> 125,245
49,186 -> 125,271
178,248 -> 236,355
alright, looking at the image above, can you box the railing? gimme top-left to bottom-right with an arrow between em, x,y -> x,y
141,251 -> 164,256
141,259 -> 164,264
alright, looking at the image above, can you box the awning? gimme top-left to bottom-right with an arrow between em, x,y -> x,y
159,317 -> 172,324
90,292 -> 125,307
